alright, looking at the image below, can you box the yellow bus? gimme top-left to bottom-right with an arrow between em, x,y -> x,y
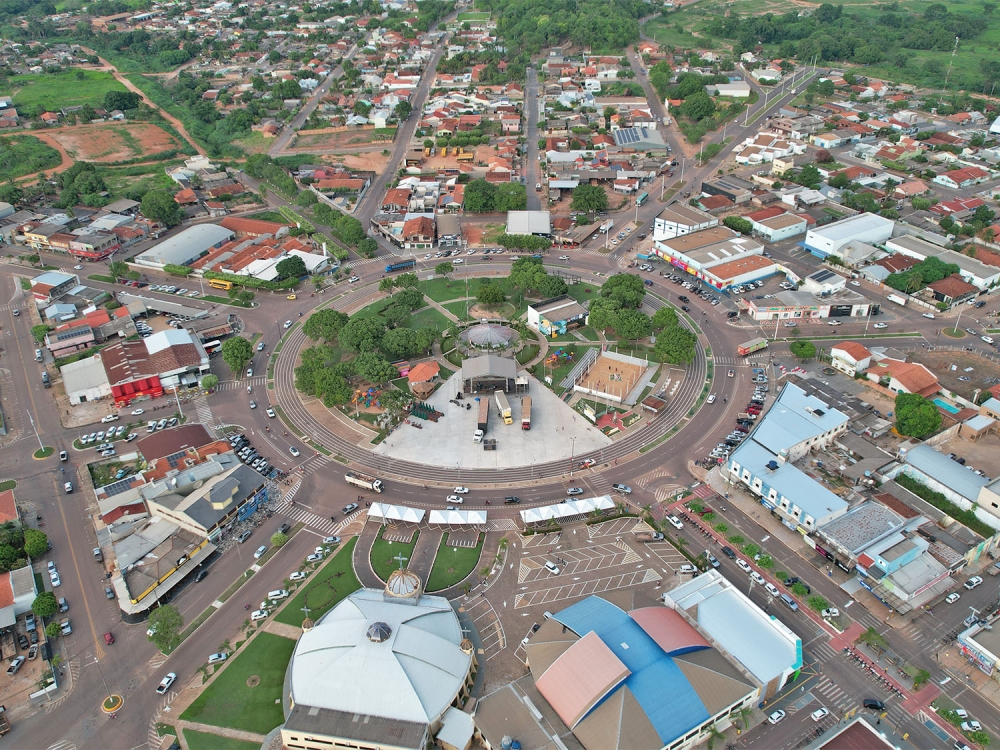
208,279 -> 233,291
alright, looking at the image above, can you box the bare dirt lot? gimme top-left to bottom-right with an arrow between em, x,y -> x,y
908,348 -> 1000,401
46,123 -> 182,162
330,151 -> 391,174
291,129 -> 391,151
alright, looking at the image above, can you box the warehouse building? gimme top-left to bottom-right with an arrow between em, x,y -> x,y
802,214 -> 894,259
133,224 -> 235,269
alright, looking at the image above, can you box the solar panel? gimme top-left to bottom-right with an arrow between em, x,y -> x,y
102,478 -> 134,497
56,326 -> 90,341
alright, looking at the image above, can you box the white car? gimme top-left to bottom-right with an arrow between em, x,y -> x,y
982,336 -> 995,344
667,515 -> 684,530
246,368 -> 254,378
322,536 -> 341,545
101,415 -> 119,423
289,446 -> 300,456
962,721 -> 983,732
923,312 -> 936,319
826,320 -> 841,326
50,573 -> 61,587
965,576 -> 984,589
821,608 -> 840,618
706,394 -> 717,404
290,571 -> 307,581
306,552 -> 323,563
250,609 -> 268,621
850,280 -> 861,287
946,592 -> 961,604
736,559 -> 752,573
544,561 -> 561,575
559,255 -> 570,260
131,408 -> 144,415
283,320 -> 292,328
810,707 -> 829,722
764,583 -> 781,598
566,487 -> 584,496
257,342 -> 266,352
767,709 -> 786,725
750,571 -> 766,585
253,545 -> 267,559
453,487 -> 469,494
348,276 -> 360,283
208,652 -> 228,664
446,495 -> 464,504
873,323 -> 888,329
156,672 -> 177,695
266,408 -> 276,418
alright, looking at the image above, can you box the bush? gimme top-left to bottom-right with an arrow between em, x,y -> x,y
790,340 -> 816,359
895,474 -> 994,537
808,595 -> 830,612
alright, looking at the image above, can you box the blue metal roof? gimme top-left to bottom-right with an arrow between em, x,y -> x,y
553,597 -> 710,744
752,383 -> 849,455
902,445 -> 989,502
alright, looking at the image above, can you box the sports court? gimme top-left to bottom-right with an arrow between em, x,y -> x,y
572,349 -> 653,405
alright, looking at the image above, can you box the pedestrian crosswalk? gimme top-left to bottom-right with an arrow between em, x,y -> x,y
814,674 -> 852,713
191,395 -> 213,426
811,642 -> 841,664
714,354 -> 771,366
215,376 -> 267,391
276,499 -> 342,536
300,455 -> 329,476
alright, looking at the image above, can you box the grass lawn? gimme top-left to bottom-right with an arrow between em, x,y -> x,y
232,130 -> 272,154
275,537 -> 361,626
6,70 -> 126,111
100,166 -> 178,199
568,284 -> 602,306
183,730 -> 262,750
0,135 -> 62,181
427,533 -> 485,592
179,632 -> 295,735
370,525 -> 420,582
516,344 -> 540,364
457,11 -> 491,20
410,306 -> 453,332
443,300 -> 470,320
419,277 -> 472,303
248,211 -> 287,223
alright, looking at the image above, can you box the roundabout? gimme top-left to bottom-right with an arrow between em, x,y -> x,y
269,267 -> 713,488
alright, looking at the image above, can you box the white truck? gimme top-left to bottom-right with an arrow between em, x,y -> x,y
886,293 -> 908,306
344,472 -> 384,493
599,219 -> 615,234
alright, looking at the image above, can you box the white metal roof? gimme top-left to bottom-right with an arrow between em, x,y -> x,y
519,495 -> 614,524
289,588 -> 471,724
367,503 -> 425,524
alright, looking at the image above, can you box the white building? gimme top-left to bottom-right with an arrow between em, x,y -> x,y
651,204 -> 717,241
830,341 -> 872,376
61,355 -> 113,405
134,224 -> 235,269
803,214 -> 894,259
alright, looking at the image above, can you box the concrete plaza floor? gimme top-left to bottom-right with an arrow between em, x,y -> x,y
374,373 -> 611,469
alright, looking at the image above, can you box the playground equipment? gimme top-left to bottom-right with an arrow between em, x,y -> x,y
353,388 -> 383,409
546,349 -> 575,366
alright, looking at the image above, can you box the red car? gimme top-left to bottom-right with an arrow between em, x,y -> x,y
104,632 -> 114,645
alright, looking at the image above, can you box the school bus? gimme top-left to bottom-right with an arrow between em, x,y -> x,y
208,279 -> 233,291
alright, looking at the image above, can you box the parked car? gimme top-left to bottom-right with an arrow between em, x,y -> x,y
208,652 -> 228,664
767,710 -> 786,725
253,545 -> 267,559
156,672 -> 177,694
965,576 -> 984,590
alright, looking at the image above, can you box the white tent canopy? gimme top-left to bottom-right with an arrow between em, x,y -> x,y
519,495 -> 615,524
429,509 -> 487,525
367,503 -> 425,524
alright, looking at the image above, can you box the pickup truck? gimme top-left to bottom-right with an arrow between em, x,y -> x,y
634,531 -> 664,542
988,561 -> 1000,576
6,656 -> 24,675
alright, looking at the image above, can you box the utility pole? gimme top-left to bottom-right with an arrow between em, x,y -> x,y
944,36 -> 959,92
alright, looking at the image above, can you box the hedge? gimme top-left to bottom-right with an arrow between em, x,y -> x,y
894,474 -> 996,538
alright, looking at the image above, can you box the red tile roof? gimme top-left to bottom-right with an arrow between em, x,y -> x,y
219,216 -> 287,237
927,274 -> 977,298
0,490 -> 17,524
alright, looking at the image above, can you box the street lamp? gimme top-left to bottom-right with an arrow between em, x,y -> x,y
85,655 -> 115,710
27,413 -> 44,454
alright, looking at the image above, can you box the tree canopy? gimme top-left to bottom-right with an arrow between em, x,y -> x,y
221,336 -> 254,375
140,189 -> 184,227
600,273 -> 646,309
147,604 -> 183,653
462,179 -> 527,213
894,393 -> 942,438
275,255 -> 307,280
570,184 -> 609,213
303,309 -> 348,341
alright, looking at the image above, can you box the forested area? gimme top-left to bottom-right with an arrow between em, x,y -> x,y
477,0 -> 646,54
702,2 -> 999,91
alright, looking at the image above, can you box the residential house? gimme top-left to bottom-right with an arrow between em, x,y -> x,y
830,341 -> 872,376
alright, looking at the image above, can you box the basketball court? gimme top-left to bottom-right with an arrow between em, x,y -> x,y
573,350 -> 651,405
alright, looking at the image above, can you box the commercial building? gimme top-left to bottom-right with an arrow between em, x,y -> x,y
282,568 -> 476,750
527,295 -> 589,336
505,211 -> 551,237
133,224 -> 235,269
651,204 -> 717,241
882,444 -> 989,513
101,329 -> 210,406
802,214 -> 894,259
653,226 -> 769,290
830,342 -> 872,376
61,355 -> 114,405
476,586 -> 784,750
612,126 -> 668,153
726,383 -> 850,532
700,176 -> 754,205
30,271 -> 79,304
864,357 -> 939,397
752,212 -> 807,242
744,289 -> 877,322
884,235 -> 1000,291
461,354 -> 523,394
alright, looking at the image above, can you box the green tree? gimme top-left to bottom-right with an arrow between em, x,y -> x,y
200,374 -> 219,390
649,60 -> 673,98
463,179 -> 497,213
353,351 -> 397,384
303,309 -> 348,341
681,91 -> 716,121
221,336 -> 254,375
147,604 -> 183,652
140,189 -> 184,227
275,255 -> 307,279
395,272 -> 419,289
570,183 -> 609,214
45,621 -> 62,639
588,297 -> 623,332
789,340 -> 816,358
31,324 -> 49,343
23,528 -> 48,559
435,262 -> 454,279
271,531 -> 289,547
614,309 -> 651,341
381,327 -> 418,359
791,582 -> 809,597
722,216 -> 753,235
477,282 -> 506,305
379,277 -> 397,295
339,317 -> 385,353
653,326 -> 697,364
600,273 -> 646,309
357,238 -> 378,257
31,591 -> 58,618
894,393 -> 942,438
0,184 -> 23,204
651,306 -> 678,330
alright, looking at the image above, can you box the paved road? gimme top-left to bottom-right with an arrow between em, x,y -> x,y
524,66 -> 542,212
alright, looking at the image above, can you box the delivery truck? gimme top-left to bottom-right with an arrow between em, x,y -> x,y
494,390 -> 512,425
737,337 -> 769,356
385,259 -> 416,273
886,293 -> 908,306
344,472 -> 384,493
521,397 -> 531,430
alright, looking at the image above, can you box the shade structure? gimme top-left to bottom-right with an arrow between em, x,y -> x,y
519,495 -> 615,525
428,509 -> 488,525
461,323 -> 517,348
367,503 -> 425,524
